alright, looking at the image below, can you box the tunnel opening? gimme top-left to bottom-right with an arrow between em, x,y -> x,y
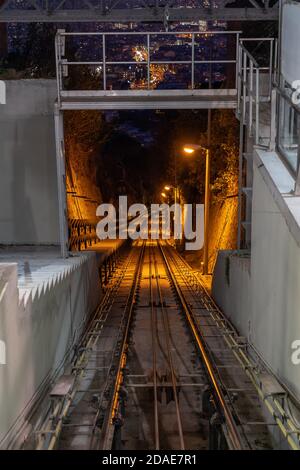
64,107 -> 239,282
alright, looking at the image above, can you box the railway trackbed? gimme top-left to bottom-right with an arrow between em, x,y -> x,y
31,240 -> 275,451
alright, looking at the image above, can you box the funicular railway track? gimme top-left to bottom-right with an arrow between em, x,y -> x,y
34,242 -> 144,450
113,241 -> 243,450
144,242 -> 185,450
33,240 -> 274,451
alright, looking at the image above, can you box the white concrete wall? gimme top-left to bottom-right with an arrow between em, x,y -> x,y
0,79 -> 59,244
212,251 -> 252,338
212,162 -> 300,400
251,163 -> 300,396
0,254 -> 102,448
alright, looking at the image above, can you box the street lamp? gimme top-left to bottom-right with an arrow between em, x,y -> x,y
183,143 -> 211,275
163,184 -> 181,240
164,184 -> 179,204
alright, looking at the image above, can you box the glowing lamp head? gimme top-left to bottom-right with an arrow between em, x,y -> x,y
164,185 -> 171,191
183,144 -> 204,155
183,147 -> 195,155
161,192 -> 167,198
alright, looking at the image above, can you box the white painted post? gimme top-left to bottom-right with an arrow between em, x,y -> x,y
191,33 -> 195,90
249,61 -> 253,136
103,34 -> 106,91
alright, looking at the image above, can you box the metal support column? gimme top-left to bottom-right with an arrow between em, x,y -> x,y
295,117 -> 300,195
203,146 -> 211,275
54,104 -> 69,258
237,120 -> 244,250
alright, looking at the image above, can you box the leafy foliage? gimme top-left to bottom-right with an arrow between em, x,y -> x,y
164,109 -> 239,204
4,24 -> 56,77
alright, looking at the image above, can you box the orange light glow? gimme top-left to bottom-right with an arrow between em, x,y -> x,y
183,147 -> 195,154
161,192 -> 167,198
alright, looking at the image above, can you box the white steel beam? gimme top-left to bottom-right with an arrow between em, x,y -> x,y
57,89 -> 238,110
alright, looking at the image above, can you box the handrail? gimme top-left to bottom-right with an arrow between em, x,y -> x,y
55,29 -> 241,102
239,43 -> 259,69
176,248 -> 300,450
237,37 -> 276,146
159,242 -> 245,450
59,30 -> 243,37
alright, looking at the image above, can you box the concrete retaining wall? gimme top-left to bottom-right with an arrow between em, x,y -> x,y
212,251 -> 251,338
0,79 -> 59,244
0,253 -> 101,448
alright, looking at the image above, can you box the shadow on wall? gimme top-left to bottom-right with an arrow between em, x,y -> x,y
10,117 -> 59,244
0,80 -> 59,245
12,120 -> 37,244
183,195 -> 238,281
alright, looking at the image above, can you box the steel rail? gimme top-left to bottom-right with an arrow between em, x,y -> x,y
151,243 -> 185,451
59,31 -> 243,37
100,241 -> 146,450
174,250 -> 300,451
148,243 -> 160,450
35,244 -> 136,450
162,244 -> 251,448
165,252 -> 243,398
36,269 -> 122,449
89,248 -> 144,447
158,242 -> 244,451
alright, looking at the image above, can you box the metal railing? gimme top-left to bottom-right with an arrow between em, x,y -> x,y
68,216 -> 136,252
55,30 -> 241,105
175,247 -> 300,450
237,38 -> 277,147
237,38 -> 277,249
237,38 -> 300,196
68,218 -> 98,251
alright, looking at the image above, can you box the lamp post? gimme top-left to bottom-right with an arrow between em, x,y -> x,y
164,185 -> 179,206
183,144 -> 211,275
164,184 -> 181,240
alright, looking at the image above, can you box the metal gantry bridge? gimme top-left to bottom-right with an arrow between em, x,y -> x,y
52,29 -> 276,258
0,0 -> 279,23
55,30 -> 240,111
